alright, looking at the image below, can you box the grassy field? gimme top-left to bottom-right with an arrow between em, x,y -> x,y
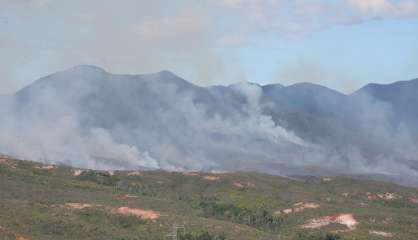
0,155 -> 417,240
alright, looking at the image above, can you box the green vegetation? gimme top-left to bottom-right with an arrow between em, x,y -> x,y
293,232 -> 341,240
0,156 -> 418,239
179,232 -> 227,240
199,197 -> 283,231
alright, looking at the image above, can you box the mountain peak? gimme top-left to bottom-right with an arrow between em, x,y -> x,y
353,77 -> 418,97
285,82 -> 345,96
152,70 -> 183,80
287,82 -> 332,90
157,70 -> 176,75
228,81 -> 262,88
66,65 -> 108,74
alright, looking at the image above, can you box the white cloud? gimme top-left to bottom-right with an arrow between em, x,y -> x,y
134,12 -> 210,41
1,0 -> 418,94
215,34 -> 244,47
215,0 -> 418,37
346,0 -> 418,18
220,0 -> 243,8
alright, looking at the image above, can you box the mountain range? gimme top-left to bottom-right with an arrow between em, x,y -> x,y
1,65 -> 417,185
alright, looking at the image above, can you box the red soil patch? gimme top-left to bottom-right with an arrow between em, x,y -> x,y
367,192 -> 378,200
62,203 -> 160,220
65,203 -> 93,210
127,171 -> 142,176
202,175 -> 220,181
377,193 -> 401,200
322,177 -> 333,182
246,182 -> 255,187
114,207 -> 160,219
15,235 -> 30,240
408,197 -> 418,204
123,194 -> 139,199
232,181 -> 255,188
367,192 -> 402,201
0,158 -> 17,169
302,213 -> 358,231
281,208 -> 293,214
382,217 -> 392,224
0,226 -> 7,235
35,165 -> 56,170
369,230 -> 394,237
0,225 -> 30,240
293,202 -> 320,213
277,202 -> 320,215
72,169 -> 83,176
233,182 -> 245,188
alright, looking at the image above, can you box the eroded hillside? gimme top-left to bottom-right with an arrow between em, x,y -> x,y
1,155 -> 418,239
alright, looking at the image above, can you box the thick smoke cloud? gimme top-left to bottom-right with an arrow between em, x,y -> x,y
0,99 -> 159,170
0,67 -> 309,171
0,66 -> 417,186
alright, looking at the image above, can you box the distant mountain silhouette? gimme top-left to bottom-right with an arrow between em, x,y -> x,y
2,65 -> 417,185
352,78 -> 418,135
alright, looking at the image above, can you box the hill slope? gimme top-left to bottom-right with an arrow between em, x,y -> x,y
353,78 -> 418,135
1,66 -> 418,185
1,155 -> 418,239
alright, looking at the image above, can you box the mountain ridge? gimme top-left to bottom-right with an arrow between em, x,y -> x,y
13,65 -> 418,96
2,65 -> 418,186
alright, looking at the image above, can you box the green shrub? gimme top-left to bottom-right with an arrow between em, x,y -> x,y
179,232 -> 226,240
77,171 -> 120,186
293,232 -> 341,240
199,198 -> 283,232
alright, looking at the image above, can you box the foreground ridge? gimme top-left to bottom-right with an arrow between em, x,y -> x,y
1,155 -> 418,239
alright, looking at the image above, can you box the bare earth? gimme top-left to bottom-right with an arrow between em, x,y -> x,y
302,213 -> 358,231
114,207 -> 160,220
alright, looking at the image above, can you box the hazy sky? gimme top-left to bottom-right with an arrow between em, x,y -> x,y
1,0 -> 418,94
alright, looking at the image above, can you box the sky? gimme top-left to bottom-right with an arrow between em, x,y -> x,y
1,0 -> 418,94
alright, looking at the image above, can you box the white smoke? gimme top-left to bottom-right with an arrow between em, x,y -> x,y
1,67 -> 418,186
0,91 -> 159,170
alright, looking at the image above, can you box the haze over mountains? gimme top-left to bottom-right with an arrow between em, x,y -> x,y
1,65 -> 418,185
